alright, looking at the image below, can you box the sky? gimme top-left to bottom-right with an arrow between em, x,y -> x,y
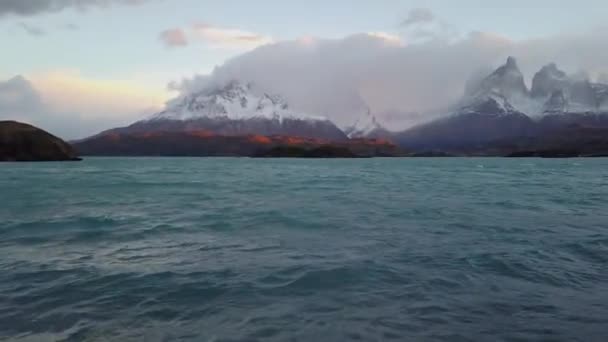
1,0 -> 608,139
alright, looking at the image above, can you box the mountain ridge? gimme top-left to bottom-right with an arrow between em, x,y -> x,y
392,57 -> 608,154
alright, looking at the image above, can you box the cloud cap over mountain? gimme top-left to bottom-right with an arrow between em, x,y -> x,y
167,27 -> 608,131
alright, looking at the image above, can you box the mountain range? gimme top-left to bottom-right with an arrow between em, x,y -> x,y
74,58 -> 608,157
394,57 -> 608,155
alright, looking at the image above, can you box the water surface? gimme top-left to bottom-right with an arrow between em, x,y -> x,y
1,158 -> 607,341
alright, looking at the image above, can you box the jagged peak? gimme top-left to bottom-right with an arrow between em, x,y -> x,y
464,56 -> 528,108
538,63 -> 567,78
531,63 -> 569,99
492,56 -> 523,78
505,56 -> 518,69
345,107 -> 385,138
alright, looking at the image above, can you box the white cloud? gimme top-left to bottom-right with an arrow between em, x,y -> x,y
366,32 -> 404,46
190,23 -> 273,50
158,23 -> 273,50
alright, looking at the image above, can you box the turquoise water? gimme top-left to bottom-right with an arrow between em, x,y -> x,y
1,157 -> 607,341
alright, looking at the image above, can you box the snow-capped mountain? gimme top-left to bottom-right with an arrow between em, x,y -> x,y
473,56 -> 528,100
395,56 -> 608,152
531,65 -> 608,114
110,81 -> 348,141
530,63 -> 569,99
149,80 -> 326,122
344,108 -> 386,138
460,56 -> 540,117
456,57 -> 608,119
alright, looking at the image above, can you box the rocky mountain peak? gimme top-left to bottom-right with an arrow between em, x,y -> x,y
472,57 -> 528,100
531,63 -> 568,98
345,108 -> 385,138
505,56 -> 518,69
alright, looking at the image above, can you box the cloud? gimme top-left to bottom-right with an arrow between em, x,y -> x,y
0,72 -> 168,139
401,8 -> 435,27
0,76 -> 45,115
191,24 -> 274,49
19,22 -> 46,36
158,23 -> 273,50
169,32 -> 510,129
60,23 -> 80,31
159,28 -> 188,47
0,0 -> 156,17
169,27 -> 608,131
366,32 -> 404,46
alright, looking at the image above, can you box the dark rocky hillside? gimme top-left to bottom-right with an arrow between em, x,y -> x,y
0,121 -> 81,162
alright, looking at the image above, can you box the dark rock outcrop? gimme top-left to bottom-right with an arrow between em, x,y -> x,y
0,121 -> 81,161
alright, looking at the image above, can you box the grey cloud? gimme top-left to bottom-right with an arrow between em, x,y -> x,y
19,22 -> 46,36
0,76 -> 45,115
401,8 -> 435,27
0,0 -> 155,17
61,23 -> 80,30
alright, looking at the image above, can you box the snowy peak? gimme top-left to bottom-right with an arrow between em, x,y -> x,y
121,80 -> 349,141
505,56 -> 517,68
148,80 -> 325,123
460,58 -> 608,118
530,63 -> 607,113
476,56 -> 528,99
345,109 -> 385,138
460,57 -> 531,116
531,63 -> 568,98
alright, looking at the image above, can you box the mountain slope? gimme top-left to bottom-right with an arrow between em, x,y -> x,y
396,57 -> 537,151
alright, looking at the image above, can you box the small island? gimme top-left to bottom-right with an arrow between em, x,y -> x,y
0,121 -> 81,162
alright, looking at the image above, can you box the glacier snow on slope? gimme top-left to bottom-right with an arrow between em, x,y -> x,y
148,81 -> 329,123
